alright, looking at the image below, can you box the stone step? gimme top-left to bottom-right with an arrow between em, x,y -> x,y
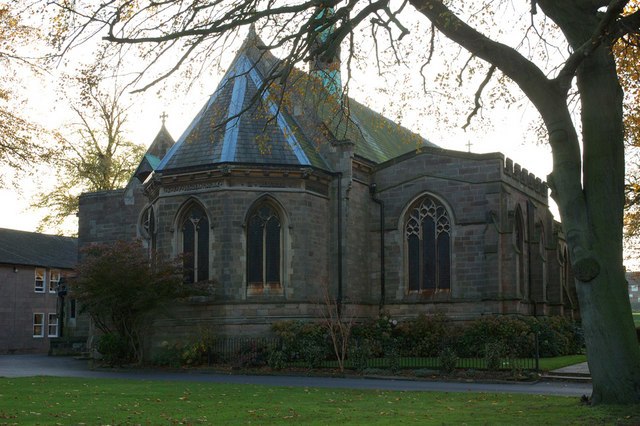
542,372 -> 591,382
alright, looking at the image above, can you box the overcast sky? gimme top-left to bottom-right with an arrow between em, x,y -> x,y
1,7 -> 555,235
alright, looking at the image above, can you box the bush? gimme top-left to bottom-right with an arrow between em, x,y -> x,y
152,343 -> 183,368
439,347 -> 458,374
457,316 -> 532,358
526,316 -> 584,357
96,333 -> 132,366
349,339 -> 372,372
484,341 -> 505,370
272,321 -> 329,367
267,347 -> 288,370
395,313 -> 452,357
351,315 -> 398,358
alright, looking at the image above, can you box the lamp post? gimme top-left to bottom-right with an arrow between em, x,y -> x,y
57,277 -> 68,338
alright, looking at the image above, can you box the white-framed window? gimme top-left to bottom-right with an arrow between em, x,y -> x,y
34,268 -> 46,293
631,285 -> 638,292
49,270 -> 61,293
33,313 -> 44,337
47,313 -> 58,337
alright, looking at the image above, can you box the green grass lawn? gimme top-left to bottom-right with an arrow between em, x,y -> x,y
1,377 -> 638,425
538,354 -> 587,371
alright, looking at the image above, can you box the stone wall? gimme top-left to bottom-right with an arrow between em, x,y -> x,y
369,149 -> 568,319
151,176 -> 332,303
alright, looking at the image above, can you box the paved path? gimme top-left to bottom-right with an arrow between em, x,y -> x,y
0,355 -> 592,397
551,361 -> 590,375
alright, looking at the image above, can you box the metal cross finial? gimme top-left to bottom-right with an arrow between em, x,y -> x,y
160,111 -> 168,125
466,140 -> 472,153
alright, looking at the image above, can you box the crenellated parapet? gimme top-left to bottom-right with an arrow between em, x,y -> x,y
503,157 -> 548,199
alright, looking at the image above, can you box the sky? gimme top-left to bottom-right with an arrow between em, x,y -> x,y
0,5 -> 556,235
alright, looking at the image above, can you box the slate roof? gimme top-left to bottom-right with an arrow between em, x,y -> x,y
0,228 -> 77,269
134,124 -> 176,183
157,29 -> 436,173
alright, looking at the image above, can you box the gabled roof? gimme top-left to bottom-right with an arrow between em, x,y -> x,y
157,29 -> 436,173
134,124 -> 176,183
0,228 -> 77,269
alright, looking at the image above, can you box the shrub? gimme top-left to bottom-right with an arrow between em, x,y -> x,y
457,316 -> 532,358
96,333 -> 132,366
349,339 -> 372,372
152,343 -> 183,368
484,341 -> 505,370
526,316 -> 584,357
385,343 -> 401,373
351,315 -> 397,358
272,321 -> 329,367
267,347 -> 288,370
439,347 -> 458,374
395,313 -> 451,357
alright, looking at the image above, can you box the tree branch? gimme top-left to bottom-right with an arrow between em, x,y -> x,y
462,64 -> 496,130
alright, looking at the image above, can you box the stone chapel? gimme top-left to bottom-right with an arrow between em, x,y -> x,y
77,28 -> 578,343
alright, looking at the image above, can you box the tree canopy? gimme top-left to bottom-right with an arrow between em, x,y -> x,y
31,65 -> 145,234
47,0 -> 640,404
0,3 -> 50,185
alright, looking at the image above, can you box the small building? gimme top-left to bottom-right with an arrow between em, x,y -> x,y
0,228 -> 77,354
627,271 -> 640,312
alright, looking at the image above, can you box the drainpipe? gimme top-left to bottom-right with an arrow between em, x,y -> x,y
527,200 -> 536,317
369,183 -> 386,311
336,172 -> 343,315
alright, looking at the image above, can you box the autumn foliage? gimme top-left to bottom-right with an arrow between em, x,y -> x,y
72,240 -> 187,364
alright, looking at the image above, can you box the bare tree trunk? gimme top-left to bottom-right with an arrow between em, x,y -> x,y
574,44 -> 640,404
409,0 -> 640,404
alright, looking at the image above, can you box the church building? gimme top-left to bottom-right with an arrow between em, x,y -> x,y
77,28 -> 577,344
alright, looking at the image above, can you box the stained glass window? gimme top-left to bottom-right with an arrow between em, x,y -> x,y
247,204 -> 281,287
405,196 -> 451,293
181,205 -> 209,283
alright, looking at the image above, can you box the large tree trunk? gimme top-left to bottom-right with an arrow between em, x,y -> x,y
575,43 -> 640,404
409,0 -> 640,404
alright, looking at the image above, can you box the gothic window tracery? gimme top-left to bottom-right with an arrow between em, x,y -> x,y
180,204 -> 209,283
405,195 -> 451,293
247,202 -> 281,288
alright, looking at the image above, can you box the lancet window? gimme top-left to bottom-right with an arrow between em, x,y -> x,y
180,204 -> 209,283
247,203 -> 281,288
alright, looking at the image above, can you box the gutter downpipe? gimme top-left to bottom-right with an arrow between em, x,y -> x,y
370,183 -> 386,311
527,200 -> 536,317
337,172 -> 343,315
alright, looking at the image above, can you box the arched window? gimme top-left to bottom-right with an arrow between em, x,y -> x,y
405,195 -> 451,293
247,202 -> 281,289
141,207 -> 156,256
538,223 -> 547,300
514,207 -> 526,297
180,204 -> 209,283
559,245 -> 574,310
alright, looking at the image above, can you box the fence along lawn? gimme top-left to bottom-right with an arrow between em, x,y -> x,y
0,377 -> 637,425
